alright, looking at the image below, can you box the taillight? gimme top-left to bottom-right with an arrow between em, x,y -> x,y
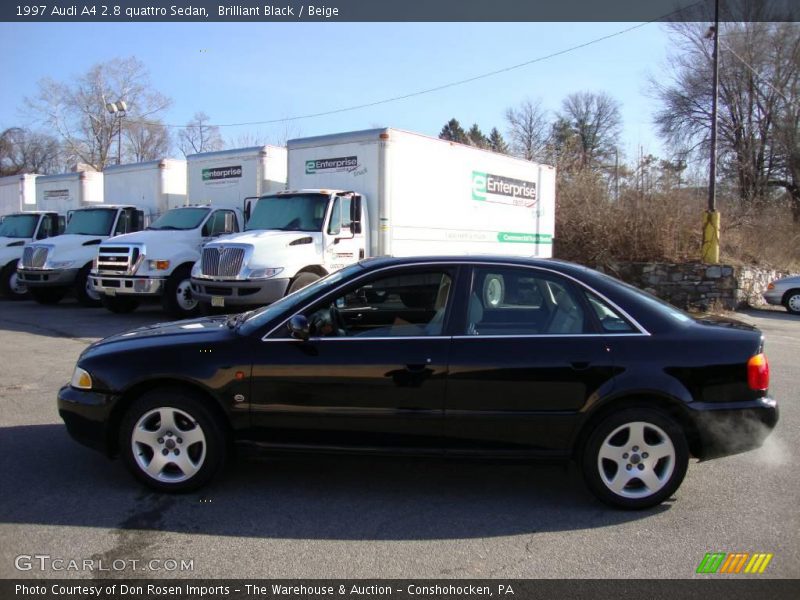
747,353 -> 770,391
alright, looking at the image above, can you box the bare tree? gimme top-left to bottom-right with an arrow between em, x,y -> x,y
126,120 -> 171,162
504,98 -> 549,162
557,91 -> 622,169
0,127 -> 61,175
653,22 -> 800,218
25,57 -> 171,170
177,112 -> 225,156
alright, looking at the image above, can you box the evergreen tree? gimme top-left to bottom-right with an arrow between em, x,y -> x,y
487,128 -> 509,154
467,124 -> 489,149
439,118 -> 469,144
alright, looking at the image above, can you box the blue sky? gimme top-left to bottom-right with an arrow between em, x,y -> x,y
0,22 -> 675,162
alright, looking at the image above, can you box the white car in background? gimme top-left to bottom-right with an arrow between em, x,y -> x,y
763,275 -> 800,315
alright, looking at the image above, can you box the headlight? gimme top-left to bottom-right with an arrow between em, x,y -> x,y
70,366 -> 93,390
148,259 -> 171,271
47,260 -> 75,269
191,261 -> 201,277
767,282 -> 775,290
246,267 -> 284,280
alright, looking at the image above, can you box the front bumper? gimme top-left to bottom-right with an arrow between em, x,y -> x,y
762,290 -> 783,306
58,385 -> 116,455
18,267 -> 79,287
689,396 -> 779,459
90,274 -> 165,297
191,277 -> 290,306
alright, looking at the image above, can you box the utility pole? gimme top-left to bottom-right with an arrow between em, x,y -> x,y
702,0 -> 721,263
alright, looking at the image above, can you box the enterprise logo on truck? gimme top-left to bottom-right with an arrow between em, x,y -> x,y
202,166 -> 242,181
306,156 -> 358,174
472,171 -> 537,207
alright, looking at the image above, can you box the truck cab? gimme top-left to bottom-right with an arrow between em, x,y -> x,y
18,205 -> 146,307
191,189 -> 365,310
90,204 -> 242,316
0,211 -> 64,299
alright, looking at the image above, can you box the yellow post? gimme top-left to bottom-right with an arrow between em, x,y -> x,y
702,210 -> 720,264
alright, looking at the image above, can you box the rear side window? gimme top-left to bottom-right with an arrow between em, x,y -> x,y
465,267 -> 589,336
584,292 -> 637,333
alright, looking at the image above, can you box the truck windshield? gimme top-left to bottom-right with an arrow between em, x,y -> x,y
65,209 -> 116,236
246,194 -> 328,232
0,214 -> 38,238
148,207 -> 210,231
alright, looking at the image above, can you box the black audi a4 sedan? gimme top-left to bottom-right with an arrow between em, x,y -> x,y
58,256 -> 778,508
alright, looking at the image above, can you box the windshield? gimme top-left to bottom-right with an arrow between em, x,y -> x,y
246,194 -> 328,232
238,263 -> 363,336
65,209 -> 116,236
149,207 -> 210,231
0,214 -> 38,238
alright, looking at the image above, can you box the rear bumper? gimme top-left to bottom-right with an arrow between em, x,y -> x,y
18,267 -> 79,287
58,385 -> 115,455
191,277 -> 290,306
689,397 -> 779,459
89,274 -> 164,297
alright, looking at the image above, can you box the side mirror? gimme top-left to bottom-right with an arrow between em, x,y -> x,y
224,212 -> 235,233
288,314 -> 310,341
350,196 -> 362,234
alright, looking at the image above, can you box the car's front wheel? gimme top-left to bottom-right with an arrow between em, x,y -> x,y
783,289 -> 800,315
581,407 -> 689,509
120,390 -> 226,492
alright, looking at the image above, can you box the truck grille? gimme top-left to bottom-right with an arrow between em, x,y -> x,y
22,246 -> 49,269
96,245 -> 142,275
201,247 -> 244,277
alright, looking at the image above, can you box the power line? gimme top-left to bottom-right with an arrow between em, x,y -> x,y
135,3 -> 704,130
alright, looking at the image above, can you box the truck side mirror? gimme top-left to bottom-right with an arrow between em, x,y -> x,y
244,201 -> 251,222
288,314 -> 310,341
57,216 -> 66,234
350,196 -> 362,234
224,212 -> 235,233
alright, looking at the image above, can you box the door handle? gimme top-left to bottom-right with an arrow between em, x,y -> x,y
570,361 -> 591,371
405,359 -> 432,373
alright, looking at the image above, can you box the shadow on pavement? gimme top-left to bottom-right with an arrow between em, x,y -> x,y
0,424 -> 668,542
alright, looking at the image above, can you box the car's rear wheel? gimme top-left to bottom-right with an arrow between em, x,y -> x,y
120,390 -> 226,492
30,286 -> 67,305
0,261 -> 28,300
783,289 -> 800,315
101,295 -> 140,314
581,407 -> 689,509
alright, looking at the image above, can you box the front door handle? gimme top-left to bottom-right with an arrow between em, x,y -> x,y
570,361 -> 591,371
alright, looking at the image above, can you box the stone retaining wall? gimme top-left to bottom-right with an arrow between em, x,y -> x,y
596,262 -> 796,310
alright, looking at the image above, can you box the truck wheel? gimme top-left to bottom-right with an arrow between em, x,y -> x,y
783,289 -> 800,315
581,407 -> 689,509
0,261 -> 28,300
287,272 -> 320,295
120,389 -> 227,492
74,264 -> 102,308
162,265 -> 200,318
30,287 -> 67,305
101,295 -> 140,314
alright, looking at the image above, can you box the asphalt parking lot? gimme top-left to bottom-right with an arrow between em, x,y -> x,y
0,299 -> 797,579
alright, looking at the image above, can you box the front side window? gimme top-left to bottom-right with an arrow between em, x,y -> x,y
246,194 -> 328,232
65,209 -> 116,236
149,207 -> 209,231
465,267 -> 589,336
303,270 -> 453,338
0,214 -> 38,238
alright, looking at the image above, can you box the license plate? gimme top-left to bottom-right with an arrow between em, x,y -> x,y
105,288 -> 116,296
211,296 -> 225,307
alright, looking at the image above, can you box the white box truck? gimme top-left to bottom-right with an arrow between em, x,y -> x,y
35,170 -> 103,213
88,149 -> 287,317
191,128 -> 555,309
0,210 -> 65,299
0,173 -> 39,216
103,159 -> 188,214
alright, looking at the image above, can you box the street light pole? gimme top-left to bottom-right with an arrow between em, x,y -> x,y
702,0 -> 721,264
105,100 -> 127,165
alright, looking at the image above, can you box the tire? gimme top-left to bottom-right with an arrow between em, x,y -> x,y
101,295 -> 140,314
120,389 -> 226,493
74,264 -> 102,307
161,265 -> 200,318
287,272 -> 320,295
483,274 -> 505,307
783,289 -> 800,315
30,286 -> 67,305
581,407 -> 689,509
0,261 -> 28,300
